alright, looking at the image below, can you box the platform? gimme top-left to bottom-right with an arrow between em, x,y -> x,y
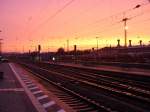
48,62 -> 150,76
0,63 -> 66,112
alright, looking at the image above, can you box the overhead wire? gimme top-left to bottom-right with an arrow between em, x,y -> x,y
29,0 -> 75,38
64,0 -> 150,48
27,0 -> 150,50
85,1 -> 150,27
70,1 -> 150,39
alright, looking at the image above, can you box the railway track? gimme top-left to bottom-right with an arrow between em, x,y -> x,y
20,63 -> 112,112
35,62 -> 150,100
18,61 -> 150,112
43,63 -> 150,96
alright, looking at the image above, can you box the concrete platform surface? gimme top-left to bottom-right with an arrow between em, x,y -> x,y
0,63 -> 67,112
0,63 -> 38,112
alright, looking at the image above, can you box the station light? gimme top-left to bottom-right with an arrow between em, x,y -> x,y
52,57 -> 55,61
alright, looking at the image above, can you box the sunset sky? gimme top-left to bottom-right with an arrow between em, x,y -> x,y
0,0 -> 150,52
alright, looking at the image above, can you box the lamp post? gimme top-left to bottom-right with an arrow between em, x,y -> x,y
121,4 -> 143,47
96,37 -> 99,51
0,39 -> 3,55
122,18 -> 128,47
74,37 -> 78,63
67,39 -> 69,52
96,37 -> 100,62
0,30 -> 3,55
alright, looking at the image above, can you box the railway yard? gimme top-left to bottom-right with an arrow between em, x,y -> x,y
1,0 -> 150,112
14,60 -> 150,112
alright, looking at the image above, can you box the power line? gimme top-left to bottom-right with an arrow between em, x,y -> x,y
69,1 -> 150,41
29,0 -> 75,37
70,1 -> 150,36
121,2 -> 150,47
28,0 -> 150,50
71,9 -> 150,41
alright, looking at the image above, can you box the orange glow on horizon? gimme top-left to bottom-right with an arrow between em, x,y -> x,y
0,0 -> 150,53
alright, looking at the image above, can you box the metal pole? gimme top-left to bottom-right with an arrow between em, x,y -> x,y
67,39 -> 69,52
96,37 -> 99,62
124,19 -> 127,47
122,18 -> 128,47
64,44 -> 65,52
0,41 -> 1,55
96,37 -> 99,51
0,30 -> 2,55
0,39 -> 3,55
